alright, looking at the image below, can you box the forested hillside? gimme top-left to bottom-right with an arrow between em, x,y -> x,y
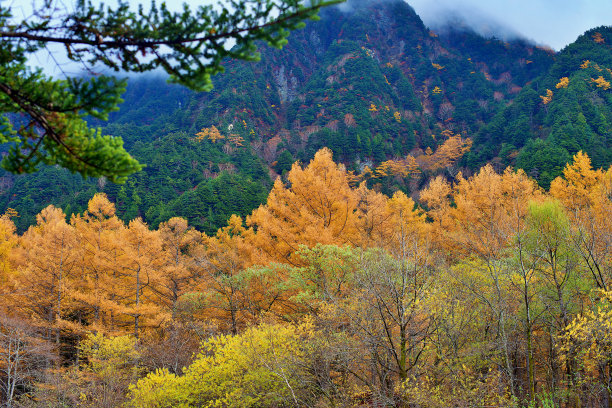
469,26 -> 612,187
1,149 -> 611,407
2,2 -> 612,404
0,0 -> 572,232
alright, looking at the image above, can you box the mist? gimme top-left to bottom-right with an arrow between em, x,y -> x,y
15,0 -> 612,77
407,0 -> 612,51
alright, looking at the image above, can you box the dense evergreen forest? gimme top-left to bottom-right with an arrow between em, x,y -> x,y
1,0 -> 612,406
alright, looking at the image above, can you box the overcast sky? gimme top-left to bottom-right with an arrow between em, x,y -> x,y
408,0 -> 612,50
12,0 -> 612,51
9,0 -> 612,76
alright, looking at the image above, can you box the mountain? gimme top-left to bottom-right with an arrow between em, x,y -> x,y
1,0 -> 610,232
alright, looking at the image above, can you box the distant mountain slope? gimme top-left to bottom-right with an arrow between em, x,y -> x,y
178,0 -> 554,161
469,26 -> 612,187
2,0 -> 611,232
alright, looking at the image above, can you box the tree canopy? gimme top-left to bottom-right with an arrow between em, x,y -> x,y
0,0 -> 341,182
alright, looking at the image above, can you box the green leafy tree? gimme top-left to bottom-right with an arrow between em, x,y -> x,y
0,0 -> 342,182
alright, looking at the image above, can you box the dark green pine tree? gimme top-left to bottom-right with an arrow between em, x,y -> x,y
0,0 -> 342,182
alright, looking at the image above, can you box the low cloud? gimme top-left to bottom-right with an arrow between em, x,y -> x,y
407,0 -> 612,51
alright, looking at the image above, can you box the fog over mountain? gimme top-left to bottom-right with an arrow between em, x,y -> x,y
408,0 -> 612,51
12,0 -> 612,76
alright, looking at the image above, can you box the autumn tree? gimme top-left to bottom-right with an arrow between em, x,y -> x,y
420,165 -> 542,399
156,217 -> 202,318
540,88 -> 554,104
416,133 -> 472,176
556,77 -> 570,89
248,148 -> 362,264
421,165 -> 541,259
198,215 -> 260,333
127,218 -> 203,377
286,244 -> 359,314
76,333 -> 141,408
11,205 -> 80,346
127,322 -> 319,408
195,126 -> 224,143
118,219 -> 168,338
0,314 -> 54,408
523,200 -> 581,394
551,152 -> 612,290
0,210 -> 17,298
561,290 -> 612,406
71,194 -> 127,334
328,248 -> 434,405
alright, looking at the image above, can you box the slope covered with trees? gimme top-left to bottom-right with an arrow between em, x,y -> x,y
470,27 -> 612,187
0,0 -> 568,232
1,148 -> 611,407
2,1 -> 612,406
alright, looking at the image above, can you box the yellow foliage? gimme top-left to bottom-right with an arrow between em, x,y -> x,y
402,368 -> 515,408
228,134 -> 245,147
195,125 -> 224,143
561,290 -> 612,371
581,60 -> 591,69
540,88 -> 553,104
431,62 -> 444,70
127,322 -> 315,408
76,332 -> 141,405
556,77 -> 569,89
79,333 -> 140,378
432,86 -> 442,94
592,75 -> 611,90
550,151 -> 602,208
394,111 -> 401,123
368,103 -> 378,112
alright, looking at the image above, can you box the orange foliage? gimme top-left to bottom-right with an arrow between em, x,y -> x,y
247,149 -> 361,264
420,165 -> 542,258
593,32 -> 605,44
246,148 -> 428,264
592,76 -> 611,90
540,89 -> 553,104
555,77 -> 569,89
195,126 -> 224,143
228,134 -> 245,147
416,133 -> 472,175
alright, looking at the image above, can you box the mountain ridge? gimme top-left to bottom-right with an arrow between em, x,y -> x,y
0,0 -> 610,232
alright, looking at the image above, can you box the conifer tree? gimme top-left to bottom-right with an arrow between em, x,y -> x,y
0,0 -> 342,181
